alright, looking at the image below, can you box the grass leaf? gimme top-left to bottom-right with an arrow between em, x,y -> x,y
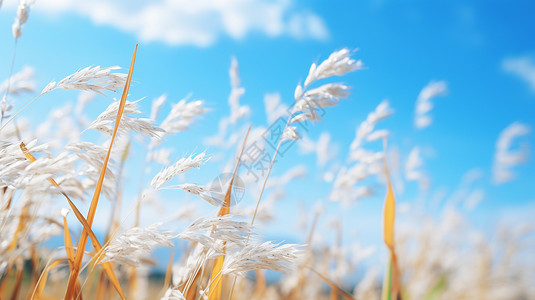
65,44 -> 137,300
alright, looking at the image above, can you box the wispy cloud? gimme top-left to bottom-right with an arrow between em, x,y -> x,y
414,81 -> 447,129
502,56 -> 535,93
492,122 -> 530,184
4,0 -> 329,47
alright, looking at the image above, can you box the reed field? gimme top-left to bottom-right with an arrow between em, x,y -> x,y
0,1 -> 534,299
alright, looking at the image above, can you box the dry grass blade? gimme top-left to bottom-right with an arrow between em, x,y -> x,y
382,138 -> 402,300
208,256 -> 225,300
383,180 -> 395,251
208,125 -> 251,300
157,249 -> 175,299
25,247 -> 41,300
33,258 -> 69,300
62,211 -> 75,264
384,184 -> 402,300
308,268 -> 354,300
61,213 -> 84,300
0,264 -> 12,297
10,265 -> 23,300
8,203 -> 29,251
19,144 -> 102,250
19,142 -> 119,300
184,272 -> 200,300
65,44 -> 137,300
218,125 -> 251,217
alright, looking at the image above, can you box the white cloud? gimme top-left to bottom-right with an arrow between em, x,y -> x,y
492,122 -> 530,184
502,56 -> 535,93
4,0 -> 329,46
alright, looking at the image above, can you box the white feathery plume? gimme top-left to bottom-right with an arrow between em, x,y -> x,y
330,100 -> 392,203
64,142 -> 117,196
405,146 -> 430,191
161,287 -> 186,300
221,241 -> 303,276
176,215 -> 253,253
330,143 -> 384,204
0,140 -> 81,190
158,97 -> 207,138
405,147 -> 423,181
205,56 -> 249,147
281,126 -> 299,142
502,56 -> 535,93
0,66 -> 35,96
89,100 -> 164,138
298,132 -> 337,167
176,183 -> 208,196
146,148 -> 172,165
414,81 -> 447,129
1,66 -> 35,121
81,168 -> 117,200
151,94 -> 167,121
172,243 -> 220,289
41,66 -> 127,95
65,142 -> 113,172
303,48 -> 363,88
492,122 -> 530,183
151,152 -> 208,189
100,223 -> 174,266
350,100 -> 393,152
464,189 -> 485,210
12,0 -> 35,39
228,56 -> 250,123
367,129 -> 389,142
259,48 -> 361,147
174,183 -> 223,206
292,83 -> 351,122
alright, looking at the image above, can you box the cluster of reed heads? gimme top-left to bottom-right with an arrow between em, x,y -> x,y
1,1 -> 534,300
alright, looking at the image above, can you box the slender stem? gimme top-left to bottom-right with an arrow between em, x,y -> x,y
1,39 -> 18,126
229,115 -> 293,300
0,93 -> 46,132
250,115 -> 292,225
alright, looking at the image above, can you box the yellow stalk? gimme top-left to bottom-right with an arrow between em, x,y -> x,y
95,271 -> 108,300
208,126 -> 250,300
0,263 -> 12,297
8,203 -> 29,251
381,138 -> 402,300
65,44 -> 137,300
208,256 -> 225,300
184,272 -> 201,300
20,141 -> 122,299
160,249 -> 175,297
33,258 -> 69,300
308,268 -> 354,300
253,270 -> 266,297
10,262 -> 24,300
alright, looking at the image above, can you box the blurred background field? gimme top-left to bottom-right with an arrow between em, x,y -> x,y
0,0 -> 534,299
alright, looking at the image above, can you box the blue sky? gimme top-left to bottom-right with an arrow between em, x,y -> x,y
1,0 -> 534,264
